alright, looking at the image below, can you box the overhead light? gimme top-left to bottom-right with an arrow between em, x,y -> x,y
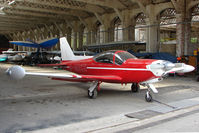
8,0 -> 15,5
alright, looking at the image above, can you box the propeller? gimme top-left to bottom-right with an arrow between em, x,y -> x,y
149,60 -> 195,77
163,61 -> 175,70
163,63 -> 195,75
149,61 -> 175,69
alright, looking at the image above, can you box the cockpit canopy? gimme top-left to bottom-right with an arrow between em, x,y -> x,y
94,50 -> 137,65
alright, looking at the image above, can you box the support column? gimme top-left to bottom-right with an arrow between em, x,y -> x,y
104,26 -> 114,43
122,21 -> 136,41
87,30 -> 92,45
172,0 -> 186,56
145,4 -> 161,53
121,10 -> 136,41
66,27 -> 72,47
73,31 -> 78,50
146,18 -> 160,53
91,29 -> 97,44
78,26 -> 84,50
176,13 -> 185,57
185,10 -> 192,55
109,27 -> 114,42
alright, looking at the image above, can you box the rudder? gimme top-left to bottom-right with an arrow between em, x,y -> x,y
60,37 -> 75,61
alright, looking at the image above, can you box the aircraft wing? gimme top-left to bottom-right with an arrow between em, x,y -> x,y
37,63 -> 67,67
39,38 -> 59,48
9,38 -> 58,49
2,51 -> 28,54
6,66 -> 122,82
25,72 -> 122,82
9,41 -> 39,48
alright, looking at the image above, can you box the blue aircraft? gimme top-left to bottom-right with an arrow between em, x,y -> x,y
9,38 -> 59,50
0,38 -> 58,63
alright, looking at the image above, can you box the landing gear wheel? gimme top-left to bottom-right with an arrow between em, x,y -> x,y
131,83 -> 140,93
88,89 -> 97,99
145,91 -> 153,102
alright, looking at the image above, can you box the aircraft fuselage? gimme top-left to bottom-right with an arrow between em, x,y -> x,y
63,58 -> 157,83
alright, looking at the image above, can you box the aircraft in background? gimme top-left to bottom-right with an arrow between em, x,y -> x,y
3,38 -> 59,64
0,49 -> 25,62
6,37 -> 195,102
0,54 -> 8,62
9,38 -> 59,49
1,48 -> 29,62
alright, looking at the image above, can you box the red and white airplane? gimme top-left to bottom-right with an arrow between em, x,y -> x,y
6,37 -> 195,102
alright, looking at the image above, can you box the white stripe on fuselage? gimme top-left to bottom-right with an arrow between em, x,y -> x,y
87,67 -> 150,71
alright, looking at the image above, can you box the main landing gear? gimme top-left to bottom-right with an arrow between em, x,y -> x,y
131,83 -> 140,92
88,81 -> 100,99
87,81 -> 158,102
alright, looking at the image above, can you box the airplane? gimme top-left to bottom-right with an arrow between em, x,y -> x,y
5,38 -> 59,64
0,54 -> 8,62
0,48 -> 30,62
0,49 -> 24,62
6,37 -> 195,102
9,38 -> 59,49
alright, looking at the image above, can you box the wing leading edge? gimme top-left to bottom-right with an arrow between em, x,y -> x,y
25,72 -> 122,82
6,66 -> 121,82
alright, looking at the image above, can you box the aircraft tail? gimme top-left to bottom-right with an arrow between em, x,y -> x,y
60,37 -> 75,61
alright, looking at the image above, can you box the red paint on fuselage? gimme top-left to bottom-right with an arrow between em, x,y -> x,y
61,57 -> 158,83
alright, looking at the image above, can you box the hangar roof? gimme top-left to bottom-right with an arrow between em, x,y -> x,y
0,0 -> 171,35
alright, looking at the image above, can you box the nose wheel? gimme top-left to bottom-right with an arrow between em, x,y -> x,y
145,91 -> 153,102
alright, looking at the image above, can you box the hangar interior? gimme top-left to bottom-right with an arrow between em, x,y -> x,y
1,1 -> 199,133
0,0 -> 199,57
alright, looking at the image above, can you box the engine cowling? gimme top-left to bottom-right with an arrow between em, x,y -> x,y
6,66 -> 25,80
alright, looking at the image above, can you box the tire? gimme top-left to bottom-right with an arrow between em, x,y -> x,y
131,83 -> 140,93
145,92 -> 153,102
88,89 -> 97,99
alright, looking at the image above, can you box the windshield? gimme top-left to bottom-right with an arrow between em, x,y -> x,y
117,51 -> 137,61
115,51 -> 137,65
94,50 -> 137,65
94,51 -> 115,64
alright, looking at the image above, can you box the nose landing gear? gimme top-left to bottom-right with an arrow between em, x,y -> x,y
145,91 -> 152,102
139,83 -> 158,102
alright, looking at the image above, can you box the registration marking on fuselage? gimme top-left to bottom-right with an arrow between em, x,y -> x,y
87,67 -> 150,71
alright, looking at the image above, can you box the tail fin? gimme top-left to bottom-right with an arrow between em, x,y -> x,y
60,37 -> 75,61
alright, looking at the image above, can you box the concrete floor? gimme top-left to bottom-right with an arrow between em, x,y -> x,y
0,63 -> 199,133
